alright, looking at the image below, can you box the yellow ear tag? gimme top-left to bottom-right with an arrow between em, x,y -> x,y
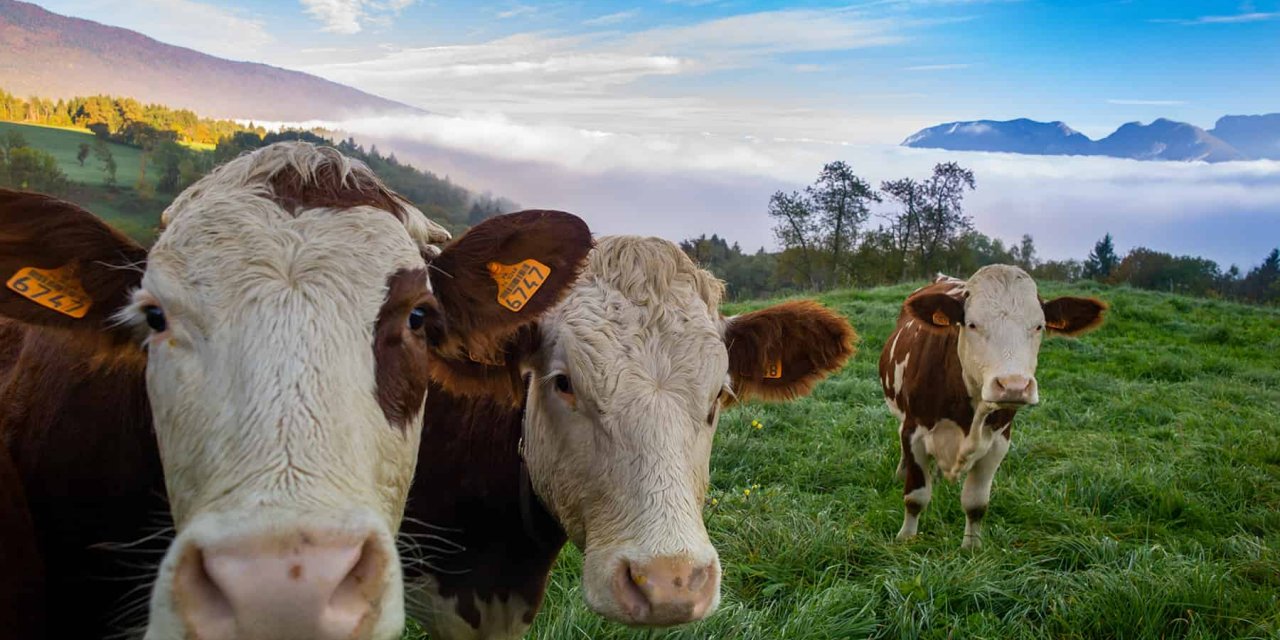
764,359 -> 783,379
931,309 -> 952,327
487,259 -> 551,312
6,265 -> 92,319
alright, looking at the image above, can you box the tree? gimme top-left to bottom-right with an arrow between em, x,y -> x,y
807,161 -> 881,286
768,190 -> 820,288
1084,233 -> 1119,281
1013,234 -> 1037,271
76,142 -> 91,167
93,139 -> 117,187
917,162 -> 976,275
1243,248 -> 1280,303
880,177 -> 924,280
3,147 -> 67,194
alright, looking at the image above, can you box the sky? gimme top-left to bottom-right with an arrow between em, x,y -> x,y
36,0 -> 1280,266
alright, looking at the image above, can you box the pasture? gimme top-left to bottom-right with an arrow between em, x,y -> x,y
410,281 -> 1280,639
0,121 -> 162,240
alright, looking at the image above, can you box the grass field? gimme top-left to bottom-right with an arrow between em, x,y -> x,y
0,121 -> 164,242
409,282 -> 1280,639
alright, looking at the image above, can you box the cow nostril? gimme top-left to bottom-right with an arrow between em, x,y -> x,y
174,546 -> 236,640
330,536 -> 383,612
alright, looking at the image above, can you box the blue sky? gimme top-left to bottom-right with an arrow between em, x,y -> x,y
34,1 -> 1280,265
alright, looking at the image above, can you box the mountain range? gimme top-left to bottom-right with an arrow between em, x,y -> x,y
0,0 -> 416,121
903,115 -> 1280,163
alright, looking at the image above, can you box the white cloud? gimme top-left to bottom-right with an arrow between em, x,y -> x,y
496,4 -> 538,19
1153,11 -> 1280,25
263,110 -> 1280,267
37,0 -> 273,57
1107,99 -> 1189,106
299,0 -> 418,34
904,63 -> 971,71
583,9 -> 640,26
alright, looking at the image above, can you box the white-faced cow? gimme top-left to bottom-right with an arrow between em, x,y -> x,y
880,266 -> 1106,549
0,142 -> 592,639
407,236 -> 857,638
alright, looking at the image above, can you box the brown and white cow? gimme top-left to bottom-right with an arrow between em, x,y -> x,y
880,266 -> 1106,549
0,141 -> 591,639
409,236 -> 857,638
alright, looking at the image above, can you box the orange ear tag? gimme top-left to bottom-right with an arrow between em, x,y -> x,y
931,309 -> 952,327
6,265 -> 92,319
1046,318 -> 1068,331
764,359 -> 783,379
488,259 -> 551,312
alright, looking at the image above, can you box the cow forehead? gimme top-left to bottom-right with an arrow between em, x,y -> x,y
964,265 -> 1042,321
147,195 -> 424,315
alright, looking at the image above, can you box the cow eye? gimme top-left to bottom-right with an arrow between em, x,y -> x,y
143,306 -> 167,333
1034,324 -> 1044,332
407,307 -> 427,331
554,374 -> 573,395
967,322 -> 978,330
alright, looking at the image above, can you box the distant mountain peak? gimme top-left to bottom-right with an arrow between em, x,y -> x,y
902,114 -> 1276,163
0,0 -> 419,122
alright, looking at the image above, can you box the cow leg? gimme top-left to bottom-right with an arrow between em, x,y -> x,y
951,405 -> 997,480
960,429 -> 1010,550
896,422 -> 931,541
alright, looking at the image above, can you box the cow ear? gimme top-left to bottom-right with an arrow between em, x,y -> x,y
1042,296 -> 1107,336
724,300 -> 856,403
906,292 -> 965,331
428,210 -> 591,358
427,326 -> 539,408
0,190 -> 147,337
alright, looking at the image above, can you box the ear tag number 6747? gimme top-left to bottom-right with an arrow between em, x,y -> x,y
6,265 -> 92,319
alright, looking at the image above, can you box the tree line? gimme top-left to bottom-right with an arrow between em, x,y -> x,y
682,161 -> 1280,305
0,89 -> 262,146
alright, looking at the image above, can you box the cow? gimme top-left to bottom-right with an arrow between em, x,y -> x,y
880,266 -> 1106,549
0,141 -> 592,640
407,235 -> 858,639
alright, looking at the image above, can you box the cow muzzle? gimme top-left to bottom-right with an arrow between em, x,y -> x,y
983,374 -> 1039,406
608,554 -> 720,626
172,527 -> 392,640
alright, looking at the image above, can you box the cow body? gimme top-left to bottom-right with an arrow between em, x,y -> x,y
881,267 -> 1105,548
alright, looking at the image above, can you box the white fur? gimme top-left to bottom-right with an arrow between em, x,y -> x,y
134,143 -> 436,640
951,265 -> 1046,404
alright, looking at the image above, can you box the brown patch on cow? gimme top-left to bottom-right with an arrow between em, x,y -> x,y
724,300 -> 857,403
374,269 -> 435,429
0,190 -> 148,335
268,148 -> 411,219
289,564 -> 303,581
429,210 -> 592,360
904,500 -> 924,516
905,286 -> 966,333
1042,296 -> 1108,336
965,505 -> 987,522
405,382 -> 566,637
0,436 -> 44,639
426,326 -> 539,408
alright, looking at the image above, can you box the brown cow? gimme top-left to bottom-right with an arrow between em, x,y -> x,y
880,266 -> 1105,549
0,142 -> 591,639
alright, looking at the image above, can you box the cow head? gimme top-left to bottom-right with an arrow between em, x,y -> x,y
907,265 -> 1106,406
0,142 -> 591,640
433,236 -> 855,627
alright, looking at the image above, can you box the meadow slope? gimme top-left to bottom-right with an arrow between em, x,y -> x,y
409,282 -> 1280,639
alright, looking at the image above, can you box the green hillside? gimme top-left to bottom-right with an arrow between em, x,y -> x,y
409,283 -> 1280,639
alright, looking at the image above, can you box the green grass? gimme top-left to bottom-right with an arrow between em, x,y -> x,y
0,121 -> 164,243
409,282 -> 1280,639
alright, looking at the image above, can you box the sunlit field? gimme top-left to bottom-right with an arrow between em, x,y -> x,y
408,282 -> 1280,639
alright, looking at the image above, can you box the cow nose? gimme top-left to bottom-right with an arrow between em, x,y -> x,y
173,531 -> 388,640
611,555 -> 719,626
992,375 -> 1036,403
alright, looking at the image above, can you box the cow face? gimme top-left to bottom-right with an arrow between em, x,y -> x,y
441,237 -> 855,627
0,142 -> 591,640
908,265 -> 1106,406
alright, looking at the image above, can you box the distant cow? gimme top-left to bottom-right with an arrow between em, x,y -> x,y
0,142 -> 591,639
408,236 -> 857,638
880,266 -> 1105,548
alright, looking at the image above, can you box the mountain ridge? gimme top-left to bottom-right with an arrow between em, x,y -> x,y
903,114 -> 1280,162
0,0 -> 418,122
